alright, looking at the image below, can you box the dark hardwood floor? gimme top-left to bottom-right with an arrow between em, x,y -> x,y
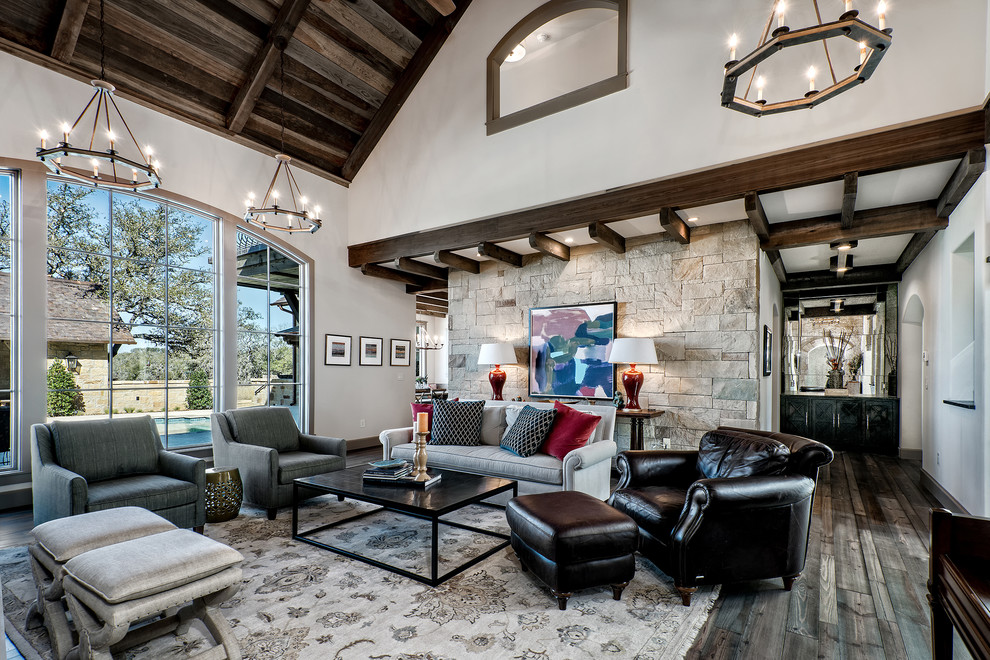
0,450 -> 942,659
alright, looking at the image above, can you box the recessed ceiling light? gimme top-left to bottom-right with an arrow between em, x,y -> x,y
829,254 -> 854,273
564,237 -> 574,243
687,217 -> 699,224
505,45 -> 526,63
830,239 -> 859,251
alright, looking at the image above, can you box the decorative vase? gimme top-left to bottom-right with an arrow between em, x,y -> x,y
826,369 -> 844,389
413,431 -> 430,482
847,381 -> 861,395
887,370 -> 897,396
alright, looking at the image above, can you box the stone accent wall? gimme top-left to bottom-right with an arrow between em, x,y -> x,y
447,221 -> 762,450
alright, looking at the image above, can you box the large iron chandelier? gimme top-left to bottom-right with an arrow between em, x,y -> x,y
244,44 -> 321,234
722,0 -> 892,116
36,0 -> 161,190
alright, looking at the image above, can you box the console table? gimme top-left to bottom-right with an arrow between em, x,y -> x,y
780,394 -> 898,454
616,409 -> 665,451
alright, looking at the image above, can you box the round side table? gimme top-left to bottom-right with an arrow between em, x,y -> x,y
205,466 -> 242,523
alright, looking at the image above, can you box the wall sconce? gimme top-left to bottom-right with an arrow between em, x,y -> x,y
65,353 -> 80,373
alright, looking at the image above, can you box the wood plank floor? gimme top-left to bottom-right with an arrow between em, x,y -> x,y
0,451 -> 943,659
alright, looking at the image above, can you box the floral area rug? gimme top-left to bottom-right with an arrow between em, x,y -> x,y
1,496 -> 719,660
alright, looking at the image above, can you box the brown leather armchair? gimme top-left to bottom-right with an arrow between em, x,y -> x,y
608,427 -> 833,605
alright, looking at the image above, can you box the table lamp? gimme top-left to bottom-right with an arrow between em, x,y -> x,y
607,337 -> 658,410
478,343 -> 516,400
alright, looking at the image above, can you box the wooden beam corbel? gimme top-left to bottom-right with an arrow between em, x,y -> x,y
434,250 -> 480,274
360,262 -> 425,286
936,148 -> 986,218
841,172 -> 858,229
768,250 -> 787,282
394,256 -> 447,280
588,222 -> 625,253
50,0 -> 90,63
659,207 -> 690,244
226,0 -> 311,133
895,230 -> 939,274
425,0 -> 456,15
477,241 -> 523,267
744,192 -> 770,241
529,232 -> 570,261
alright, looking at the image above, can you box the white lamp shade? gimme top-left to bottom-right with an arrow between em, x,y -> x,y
478,343 -> 516,365
607,337 -> 659,365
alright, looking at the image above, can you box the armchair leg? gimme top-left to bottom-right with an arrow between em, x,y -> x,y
782,574 -> 800,591
611,582 -> 629,601
550,589 -> 572,611
675,586 -> 696,606
266,508 -> 277,521
193,525 -> 204,535
337,495 -> 344,502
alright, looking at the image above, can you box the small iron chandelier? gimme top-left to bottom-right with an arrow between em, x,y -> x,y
244,43 -> 321,234
36,0 -> 161,190
722,1 -> 892,116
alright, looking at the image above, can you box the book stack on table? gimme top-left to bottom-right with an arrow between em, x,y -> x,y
363,460 -> 442,487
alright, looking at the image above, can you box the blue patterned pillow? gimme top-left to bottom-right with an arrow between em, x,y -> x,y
429,400 -> 484,446
500,406 -> 557,457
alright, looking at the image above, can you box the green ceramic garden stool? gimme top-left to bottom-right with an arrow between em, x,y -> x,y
205,467 -> 242,523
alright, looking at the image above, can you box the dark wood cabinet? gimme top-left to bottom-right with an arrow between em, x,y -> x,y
780,395 -> 899,455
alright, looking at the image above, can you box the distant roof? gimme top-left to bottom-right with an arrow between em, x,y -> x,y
0,273 -> 136,344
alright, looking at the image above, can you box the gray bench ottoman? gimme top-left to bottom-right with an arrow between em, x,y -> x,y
62,528 -> 243,660
27,507 -> 177,659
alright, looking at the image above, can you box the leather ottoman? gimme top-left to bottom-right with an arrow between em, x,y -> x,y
506,491 -> 638,610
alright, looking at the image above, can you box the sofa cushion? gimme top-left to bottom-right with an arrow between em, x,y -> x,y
697,429 -> 790,479
480,405 -> 507,446
501,406 -> 557,457
224,407 -> 299,452
86,474 -> 199,512
277,451 -> 345,484
51,417 -> 160,483
391,443 -> 564,485
429,400 -> 484,446
541,401 -> 602,460
609,485 -> 689,542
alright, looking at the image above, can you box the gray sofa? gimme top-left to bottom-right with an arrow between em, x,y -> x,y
379,400 -> 617,500
31,415 -> 205,529
211,407 -> 347,519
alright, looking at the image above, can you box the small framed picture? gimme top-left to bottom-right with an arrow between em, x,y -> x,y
390,339 -> 412,367
359,336 -> 384,366
324,334 -> 351,366
763,325 -> 772,377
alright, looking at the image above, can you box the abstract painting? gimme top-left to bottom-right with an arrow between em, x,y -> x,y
529,302 -> 616,399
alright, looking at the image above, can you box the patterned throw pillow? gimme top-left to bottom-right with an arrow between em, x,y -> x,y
500,405 -> 557,457
429,400 -> 485,446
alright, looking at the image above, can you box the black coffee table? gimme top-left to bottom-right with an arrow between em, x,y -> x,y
292,465 -> 517,586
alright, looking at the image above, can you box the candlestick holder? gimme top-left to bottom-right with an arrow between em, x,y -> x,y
413,431 -> 430,482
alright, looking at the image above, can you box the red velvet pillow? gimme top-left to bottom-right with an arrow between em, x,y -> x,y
541,401 -> 602,460
410,403 -> 433,440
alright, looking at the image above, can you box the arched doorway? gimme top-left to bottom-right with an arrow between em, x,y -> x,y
901,294 -> 926,460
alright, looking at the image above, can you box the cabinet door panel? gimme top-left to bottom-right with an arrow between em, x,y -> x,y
781,397 -> 810,436
865,400 -> 898,455
835,400 -> 864,451
811,400 -> 837,445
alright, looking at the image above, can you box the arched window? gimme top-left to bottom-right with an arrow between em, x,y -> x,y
487,0 -> 628,135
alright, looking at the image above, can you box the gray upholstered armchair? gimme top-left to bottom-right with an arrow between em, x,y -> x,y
31,416 -> 205,529
211,407 -> 346,519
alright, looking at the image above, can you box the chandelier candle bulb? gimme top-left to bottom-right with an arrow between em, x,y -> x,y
91,159 -> 99,177
808,66 -> 816,92
859,41 -> 867,65
39,131 -> 47,149
878,1 -> 885,30
728,33 -> 738,61
61,123 -> 71,143
777,2 -> 785,28
757,76 -> 766,101
845,0 -> 852,11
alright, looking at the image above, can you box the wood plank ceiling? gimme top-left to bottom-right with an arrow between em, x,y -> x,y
0,0 -> 468,184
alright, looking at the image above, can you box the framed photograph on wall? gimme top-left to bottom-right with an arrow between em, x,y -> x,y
529,301 -> 617,400
359,336 -> 384,366
763,325 -> 772,377
390,339 -> 412,367
324,334 -> 351,366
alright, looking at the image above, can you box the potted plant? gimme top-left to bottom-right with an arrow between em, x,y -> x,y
846,353 -> 862,395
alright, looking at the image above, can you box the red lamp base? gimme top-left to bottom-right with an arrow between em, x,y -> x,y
489,366 -> 506,400
622,366 -> 644,410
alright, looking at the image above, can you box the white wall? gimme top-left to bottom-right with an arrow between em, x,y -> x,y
348,0 -> 988,243
900,173 -> 987,515
759,251 -> 782,431
0,54 -> 416,456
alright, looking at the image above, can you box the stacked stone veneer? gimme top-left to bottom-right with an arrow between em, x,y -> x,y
447,220 -> 763,450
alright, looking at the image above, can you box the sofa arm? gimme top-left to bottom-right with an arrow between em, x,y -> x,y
32,463 -> 88,525
159,450 -> 205,486
379,427 -> 413,461
562,440 -> 617,500
615,450 -> 700,489
222,442 -> 279,508
299,433 -> 347,458
687,474 -> 815,510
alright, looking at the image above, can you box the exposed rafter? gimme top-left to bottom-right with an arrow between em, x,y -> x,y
434,249 -> 480,273
50,0 -> 90,63
529,232 -> 570,261
659,207 -> 690,244
393,256 -> 447,280
895,230 -> 939,274
226,0 -> 311,133
425,0 -> 456,16
360,262 -> 425,286
841,172 -> 858,229
781,266 -> 901,292
588,222 -> 625,253
478,241 -> 523,267
744,192 -> 770,240
767,250 -> 787,283
801,304 -> 877,319
936,148 -> 986,218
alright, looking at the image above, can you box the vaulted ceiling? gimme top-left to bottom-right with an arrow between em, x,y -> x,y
0,0 -> 469,184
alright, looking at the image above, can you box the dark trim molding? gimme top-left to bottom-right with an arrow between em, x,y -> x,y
898,448 -> 922,461
921,469 -> 969,514
943,399 -> 976,410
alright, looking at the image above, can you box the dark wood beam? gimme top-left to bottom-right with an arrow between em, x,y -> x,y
425,0 -> 456,15
416,302 -> 448,314
801,304 -> 877,319
477,241 -> 523,267
341,0 -> 473,179
744,192 -> 770,241
588,222 -> 625,253
936,148 -> 986,218
841,172 -> 858,229
394,256 -> 447,280
348,109 -> 984,266
360,262 -> 425,286
528,232 -> 570,261
781,266 -> 901,292
406,281 -> 448,294
895,230 -> 939,274
659,207 -> 690,244
434,249 -> 480,273
763,201 -> 947,251
226,0 -> 311,133
50,0 -> 90,62
416,308 -> 447,318
768,250 -> 787,282
416,290 -> 448,302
